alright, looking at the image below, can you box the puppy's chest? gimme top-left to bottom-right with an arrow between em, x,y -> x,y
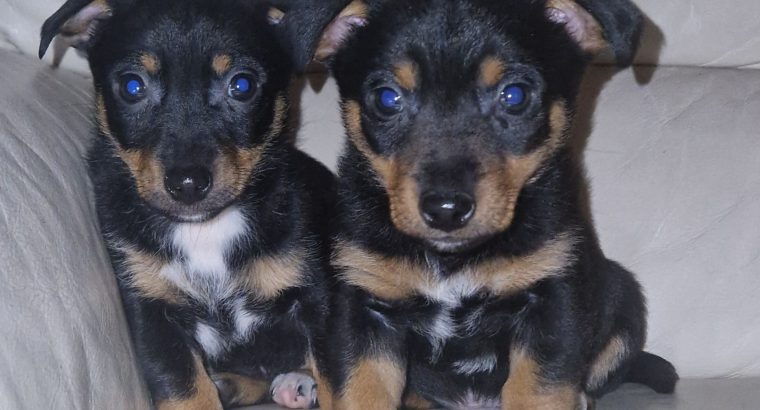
162,208 -> 249,304
158,209 -> 303,359
372,275 -> 532,369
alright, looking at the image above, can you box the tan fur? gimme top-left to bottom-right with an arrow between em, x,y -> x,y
384,160 -> 421,239
342,100 -> 394,184
95,93 -> 112,138
214,93 -> 287,197
501,349 -> 578,410
121,246 -> 182,304
212,373 -> 269,407
403,392 -> 434,409
140,52 -> 159,75
333,240 -> 425,300
546,0 -> 606,55
343,100 -> 423,234
586,336 -> 628,390
212,54 -> 232,76
479,56 -> 506,87
97,93 -> 166,198
157,354 -> 223,410
334,231 -> 576,301
335,357 -> 405,410
467,231 -> 577,295
474,100 -> 569,233
314,371 -> 335,410
119,148 -> 164,199
267,7 -> 285,24
215,146 -> 263,197
239,250 -> 306,300
268,94 -> 289,140
393,61 -> 418,90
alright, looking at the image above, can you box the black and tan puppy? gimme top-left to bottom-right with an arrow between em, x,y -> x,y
39,0 -> 340,408
313,0 -> 677,408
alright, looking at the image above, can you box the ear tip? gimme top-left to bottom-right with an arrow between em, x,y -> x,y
38,34 -> 53,59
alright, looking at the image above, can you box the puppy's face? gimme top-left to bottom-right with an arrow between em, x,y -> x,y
42,0 -> 292,222
326,0 -> 640,252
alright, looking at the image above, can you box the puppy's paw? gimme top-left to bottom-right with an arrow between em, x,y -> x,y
271,372 -> 318,409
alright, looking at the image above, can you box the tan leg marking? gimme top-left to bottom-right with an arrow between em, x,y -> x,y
501,349 -> 577,410
586,336 -> 628,391
403,392 -> 434,409
212,372 -> 269,407
334,357 -> 405,410
157,354 -> 223,410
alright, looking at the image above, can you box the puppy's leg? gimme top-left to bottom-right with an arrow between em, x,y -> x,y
212,373 -> 270,408
500,284 -> 584,410
125,298 -> 222,410
333,355 -> 406,410
271,370 -> 318,409
402,392 -> 434,409
500,347 -> 580,410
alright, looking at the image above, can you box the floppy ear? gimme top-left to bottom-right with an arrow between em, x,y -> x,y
267,0 -> 364,73
546,0 -> 643,67
313,0 -> 368,64
39,0 -> 113,67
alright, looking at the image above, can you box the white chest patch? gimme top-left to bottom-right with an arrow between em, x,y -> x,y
232,298 -> 263,340
162,207 -> 248,302
195,322 -> 227,359
420,272 -> 483,305
452,352 -> 498,375
172,207 -> 248,276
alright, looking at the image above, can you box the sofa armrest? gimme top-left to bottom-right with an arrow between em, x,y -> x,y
0,49 -> 150,410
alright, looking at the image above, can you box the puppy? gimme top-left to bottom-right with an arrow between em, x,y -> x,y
39,0 -> 339,408
312,0 -> 677,408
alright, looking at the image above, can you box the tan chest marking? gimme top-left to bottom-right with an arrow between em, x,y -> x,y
120,245 -> 306,304
333,232 -> 577,302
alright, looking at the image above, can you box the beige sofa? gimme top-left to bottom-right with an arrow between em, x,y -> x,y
1,0 -> 759,409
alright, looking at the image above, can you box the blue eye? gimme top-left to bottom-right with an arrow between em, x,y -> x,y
228,74 -> 256,100
119,74 -> 146,102
375,87 -> 402,114
500,84 -> 529,111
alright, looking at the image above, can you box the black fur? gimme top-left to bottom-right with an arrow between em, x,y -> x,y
40,0 -> 337,408
316,0 -> 675,407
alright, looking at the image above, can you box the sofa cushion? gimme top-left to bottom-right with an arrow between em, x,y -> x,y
0,49 -> 151,410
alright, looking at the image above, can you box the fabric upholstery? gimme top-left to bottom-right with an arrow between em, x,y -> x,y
0,49 -> 151,410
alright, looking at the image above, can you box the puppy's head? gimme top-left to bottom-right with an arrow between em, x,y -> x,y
318,0 -> 642,252
39,0 -> 335,222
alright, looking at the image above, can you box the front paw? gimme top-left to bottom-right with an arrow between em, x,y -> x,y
271,372 -> 318,409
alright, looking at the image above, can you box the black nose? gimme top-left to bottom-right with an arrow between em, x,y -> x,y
419,192 -> 475,232
164,167 -> 212,205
